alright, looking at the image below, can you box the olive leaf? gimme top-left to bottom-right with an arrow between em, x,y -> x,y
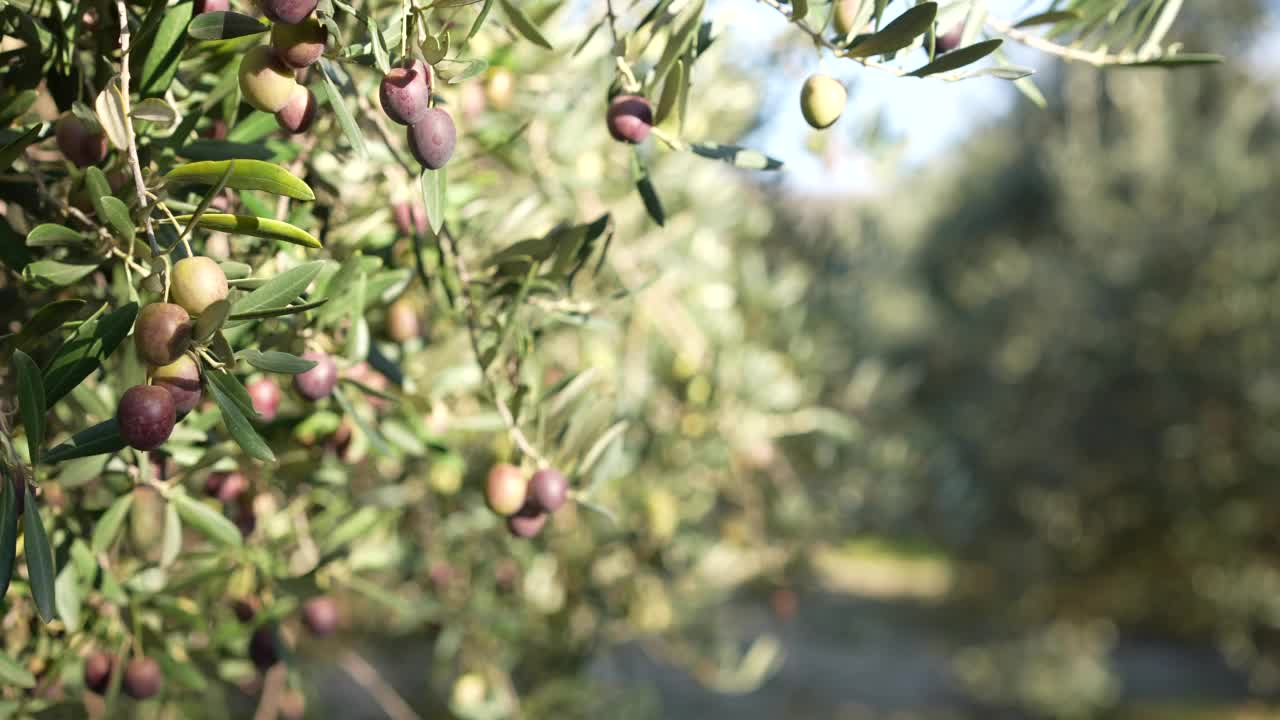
164,159 -> 315,201
24,485 -> 57,623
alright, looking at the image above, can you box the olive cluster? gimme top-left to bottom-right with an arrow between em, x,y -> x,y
235,0 -> 327,133
117,257 -> 228,451
484,464 -> 569,539
379,60 -> 456,169
83,652 -> 163,700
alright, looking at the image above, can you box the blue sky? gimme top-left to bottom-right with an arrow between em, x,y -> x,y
711,0 -> 1279,196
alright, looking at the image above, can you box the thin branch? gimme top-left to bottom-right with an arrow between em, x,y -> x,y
252,664 -> 287,720
338,651 -> 423,720
604,0 -> 620,51
115,0 -> 160,256
984,15 -> 1119,66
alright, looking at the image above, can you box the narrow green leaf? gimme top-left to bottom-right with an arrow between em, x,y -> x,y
174,213 -> 320,248
219,261 -> 253,280
631,151 -> 665,227
8,299 -> 85,352
131,97 -> 177,125
955,65 -> 1034,81
239,349 -> 318,374
366,15 -> 390,74
99,197 -> 136,243
187,10 -> 270,39
0,90 -> 37,127
22,259 -> 100,288
206,370 -> 261,420
0,475 -> 17,603
176,161 -> 236,250
226,297 -> 328,321
908,38 -> 1003,76
23,485 -> 57,623
227,261 -> 326,318
420,167 -> 445,236
160,502 -> 181,567
1117,53 -> 1224,68
321,506 -> 379,554
790,0 -> 808,22
84,166 -> 114,221
224,112 -> 278,143
847,1 -> 936,57
94,81 -> 130,151
44,419 -> 127,464
132,0 -> 194,97
193,299 -> 231,342
654,59 -> 683,126
690,142 -> 784,170
318,59 -> 368,158
466,0 -> 495,40
498,0 -> 553,49
25,223 -> 87,248
91,493 -> 134,553
650,0 -> 703,94
1013,9 -> 1079,28
208,379 -> 275,462
170,491 -> 244,547
12,351 -> 44,464
0,652 -> 34,689
164,159 -> 315,201
43,302 -> 138,407
54,563 -> 81,631
0,124 -> 43,172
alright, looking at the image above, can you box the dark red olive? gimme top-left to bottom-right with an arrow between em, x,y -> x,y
117,385 -> 176,451
151,355 -> 202,416
84,652 -> 115,695
122,657 -> 162,700
206,471 -> 248,503
270,18 -> 326,69
247,377 -> 282,421
529,468 -> 568,513
134,303 -> 192,367
232,497 -> 256,537
195,0 -> 229,13
606,95 -> 653,144
301,596 -> 339,636
55,113 -> 108,167
378,59 -> 432,126
411,203 -> 428,235
936,25 -> 963,53
249,626 -> 281,670
293,352 -> 337,401
275,85 -> 317,134
233,596 -> 260,622
392,201 -> 413,235
259,0 -> 317,25
407,108 -> 456,170
507,502 -> 547,538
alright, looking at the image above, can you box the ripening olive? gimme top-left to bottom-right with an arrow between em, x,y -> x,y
379,59 -> 432,126
392,202 -> 413,235
301,596 -> 339,636
206,471 -> 248,503
936,25 -> 963,54
411,203 -> 427,235
275,85 -> 317,134
485,463 -> 527,516
407,108 -> 456,170
55,113 -> 108,168
239,46 -> 299,113
122,657 -> 162,700
129,486 -> 166,553
507,502 -> 548,538
232,596 -> 260,622
171,257 -> 228,316
293,351 -> 337,400
118,385 -> 177,451
201,118 -> 228,140
134,303 -> 192,367
833,0 -> 861,36
232,496 -> 257,537
195,0 -> 229,14
606,95 -> 654,144
485,67 -> 515,111
84,652 -> 115,695
529,468 -> 568,513
800,74 -> 847,130
151,354 -> 202,416
271,18 -> 326,69
259,0 -> 317,25
247,377 -> 282,421
249,626 -> 281,670
386,296 -> 420,343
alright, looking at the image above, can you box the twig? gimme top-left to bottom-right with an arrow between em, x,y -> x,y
604,0 -> 620,50
338,650 -> 423,720
984,15 -> 1119,66
252,664 -> 287,720
115,0 -> 160,257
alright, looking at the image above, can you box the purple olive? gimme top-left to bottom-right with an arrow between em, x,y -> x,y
247,377 -> 281,421
117,385 -> 176,451
195,0 -> 229,12
206,470 -> 248,503
259,0 -> 317,25
270,18 -> 326,69
134,303 -> 192,367
392,202 -> 413,235
378,59 -> 432,126
407,108 -> 456,170
232,596 -> 260,622
55,113 -> 108,167
122,657 -> 162,700
275,85 -> 317,134
238,45 -> 299,113
151,354 -> 202,416
84,652 -> 115,695
301,596 -> 339,636
606,95 -> 653,144
249,626 -> 281,670
936,25 -> 963,53
507,502 -> 548,538
529,468 -> 568,513
293,351 -> 337,401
